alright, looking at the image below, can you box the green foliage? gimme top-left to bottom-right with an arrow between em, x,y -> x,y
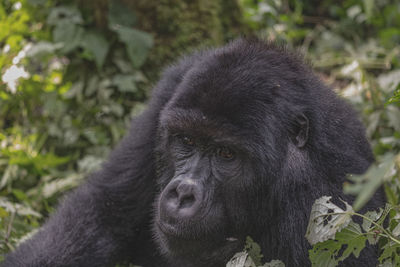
309,222 -> 367,267
0,0 -> 152,255
245,236 -> 264,266
306,197 -> 400,267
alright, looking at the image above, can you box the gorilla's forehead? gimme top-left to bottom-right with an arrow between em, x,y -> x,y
159,105 -> 258,147
159,40 -> 309,149
164,46 -> 281,132
168,40 -> 308,119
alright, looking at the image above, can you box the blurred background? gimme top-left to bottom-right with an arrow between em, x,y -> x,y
0,0 -> 399,264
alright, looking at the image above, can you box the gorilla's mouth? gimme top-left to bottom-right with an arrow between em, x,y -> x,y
155,216 -> 242,247
155,219 -> 244,266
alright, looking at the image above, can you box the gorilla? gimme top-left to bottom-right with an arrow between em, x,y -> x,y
4,39 -> 384,267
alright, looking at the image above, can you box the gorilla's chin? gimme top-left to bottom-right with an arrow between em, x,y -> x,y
154,222 -> 244,267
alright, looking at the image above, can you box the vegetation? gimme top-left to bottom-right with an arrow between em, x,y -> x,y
0,0 -> 399,266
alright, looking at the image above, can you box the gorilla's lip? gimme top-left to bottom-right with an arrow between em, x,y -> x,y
156,220 -> 239,245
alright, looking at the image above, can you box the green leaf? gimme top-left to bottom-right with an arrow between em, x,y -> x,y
387,105 -> 400,132
344,154 -> 396,211
113,26 -> 153,68
12,189 -> 28,202
384,183 -> 398,205
366,111 -> 381,138
309,222 -> 367,267
112,74 -> 138,93
82,31 -> 110,69
387,84 -> 400,104
306,196 -> 353,245
245,236 -> 263,266
335,222 -> 366,259
0,207 -> 9,218
379,241 -> 400,264
392,222 -> 400,237
47,6 -> 83,26
108,0 -> 136,28
53,23 -> 84,53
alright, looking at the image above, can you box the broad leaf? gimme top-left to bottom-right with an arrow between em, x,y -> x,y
53,23 -> 84,53
113,26 -> 153,68
82,31 -> 110,69
306,196 -> 353,245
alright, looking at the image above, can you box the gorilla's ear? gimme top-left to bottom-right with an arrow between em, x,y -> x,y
291,113 -> 309,148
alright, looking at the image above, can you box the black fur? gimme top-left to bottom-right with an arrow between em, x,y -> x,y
4,39 -> 384,267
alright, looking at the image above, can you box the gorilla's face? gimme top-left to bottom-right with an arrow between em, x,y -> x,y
154,126 -> 248,265
151,52 -> 291,266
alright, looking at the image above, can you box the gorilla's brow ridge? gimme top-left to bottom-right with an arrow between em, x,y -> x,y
160,107 -> 249,148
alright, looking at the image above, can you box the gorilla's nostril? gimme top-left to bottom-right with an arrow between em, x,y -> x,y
179,195 -> 195,208
176,182 -> 192,196
166,189 -> 178,200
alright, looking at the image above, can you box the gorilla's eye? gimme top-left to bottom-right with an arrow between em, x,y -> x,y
180,135 -> 195,146
216,146 -> 235,159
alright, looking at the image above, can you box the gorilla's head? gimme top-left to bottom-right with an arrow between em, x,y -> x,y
152,39 -> 373,266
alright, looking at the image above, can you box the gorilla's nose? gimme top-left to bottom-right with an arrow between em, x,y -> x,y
160,179 -> 203,221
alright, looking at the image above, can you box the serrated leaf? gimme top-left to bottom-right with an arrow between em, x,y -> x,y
309,222 -> 367,267
306,196 -> 353,245
335,222 -> 366,259
113,26 -> 153,68
309,239 -> 341,267
379,241 -> 400,264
